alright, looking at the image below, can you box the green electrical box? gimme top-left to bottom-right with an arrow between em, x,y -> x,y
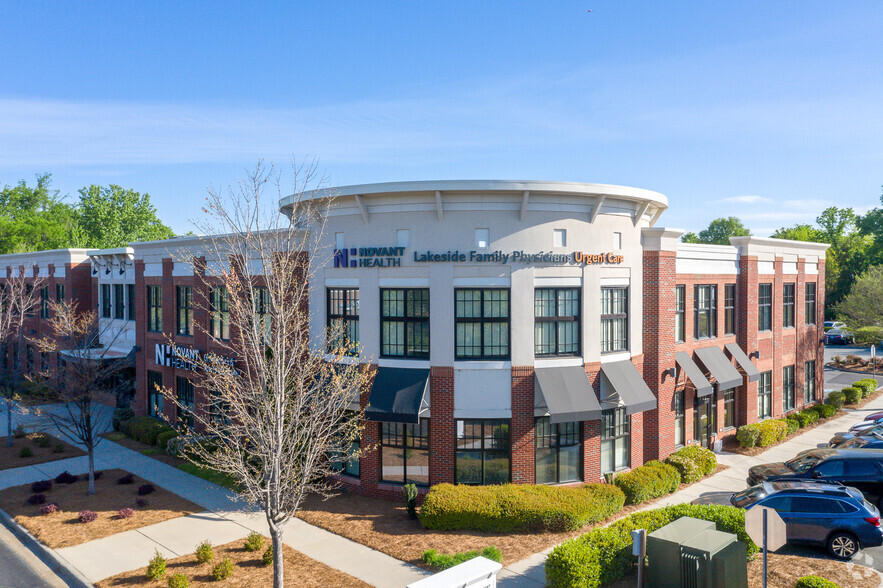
646,517 -> 715,588
680,528 -> 748,588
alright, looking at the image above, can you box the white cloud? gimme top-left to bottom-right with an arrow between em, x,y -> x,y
720,195 -> 772,204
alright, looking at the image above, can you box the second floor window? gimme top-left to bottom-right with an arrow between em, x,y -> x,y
675,285 -> 685,343
114,284 -> 125,320
254,287 -> 271,339
535,288 -> 580,357
176,286 -> 192,336
40,286 -> 49,319
758,284 -> 772,332
55,283 -> 64,302
127,284 -> 136,321
455,289 -> 509,359
805,283 -> 817,325
694,285 -> 717,339
783,283 -> 795,328
147,285 -> 162,332
724,284 -> 735,335
327,288 -> 359,353
211,286 -> 230,340
381,288 -> 429,358
601,287 -> 628,353
783,365 -> 795,412
101,284 -> 111,318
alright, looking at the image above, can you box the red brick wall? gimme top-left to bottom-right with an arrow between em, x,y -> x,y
511,366 -> 535,484
429,367 -> 454,485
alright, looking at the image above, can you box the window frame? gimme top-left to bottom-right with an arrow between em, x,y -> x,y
675,285 -> 686,343
805,360 -> 816,404
380,288 -> 430,359
147,285 -> 162,333
758,370 -> 773,419
783,364 -> 796,412
380,419 -> 430,486
805,283 -> 817,326
101,284 -> 111,318
724,284 -> 736,335
147,370 -> 164,419
534,287 -> 581,357
535,417 -> 583,484
454,288 -> 510,360
126,284 -> 136,321
723,387 -> 736,429
114,283 -> 125,320
211,286 -> 231,341
326,287 -> 360,354
455,418 -> 511,485
176,285 -> 193,336
674,388 -> 686,447
758,284 -> 772,332
330,411 -> 360,478
55,283 -> 65,302
601,407 -> 631,474
600,287 -> 629,353
175,376 -> 194,429
783,283 -> 795,328
40,285 -> 49,319
693,284 -> 718,340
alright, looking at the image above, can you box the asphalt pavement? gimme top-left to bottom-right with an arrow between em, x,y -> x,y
0,519 -> 68,588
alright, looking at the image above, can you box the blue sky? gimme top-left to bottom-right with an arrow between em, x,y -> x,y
1,1 -> 881,236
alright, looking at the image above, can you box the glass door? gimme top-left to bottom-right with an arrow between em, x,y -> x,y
694,394 -> 712,448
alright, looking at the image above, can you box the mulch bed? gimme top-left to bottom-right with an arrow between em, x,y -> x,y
0,468 -> 201,549
0,434 -> 85,470
95,537 -> 372,587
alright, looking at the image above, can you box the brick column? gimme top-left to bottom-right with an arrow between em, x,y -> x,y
737,255 -> 759,425
511,366 -> 535,484
429,366 -> 454,485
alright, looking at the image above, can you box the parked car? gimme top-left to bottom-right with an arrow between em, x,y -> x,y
865,411 -> 883,422
826,328 -> 854,345
746,448 -> 883,508
830,425 -> 883,447
839,437 -> 883,450
849,418 -> 883,435
825,321 -> 847,333
730,480 -> 882,559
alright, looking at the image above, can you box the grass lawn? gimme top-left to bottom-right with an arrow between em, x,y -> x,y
0,468 -> 201,549
95,537 -> 372,587
0,434 -> 85,470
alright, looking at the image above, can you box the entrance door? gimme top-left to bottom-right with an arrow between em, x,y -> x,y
695,395 -> 712,448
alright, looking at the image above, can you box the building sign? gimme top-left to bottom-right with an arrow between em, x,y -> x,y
154,343 -> 235,372
334,247 -> 405,268
333,246 -> 624,268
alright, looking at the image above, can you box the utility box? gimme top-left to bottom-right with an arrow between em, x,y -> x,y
680,528 -> 748,588
646,517 -> 715,588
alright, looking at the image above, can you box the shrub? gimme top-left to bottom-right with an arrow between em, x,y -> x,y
784,417 -> 799,436
403,483 -> 418,519
118,507 -> 135,519
793,409 -> 819,428
244,531 -> 265,552
842,387 -> 862,405
138,484 -> 156,496
420,482 -> 625,533
136,498 -> 149,507
736,424 -> 760,448
78,510 -> 98,524
34,434 -> 51,448
813,403 -> 837,419
854,326 -> 883,347
55,471 -> 78,484
262,546 -> 273,566
664,453 -> 701,483
112,407 -> 135,432
826,391 -> 846,409
855,378 -> 879,397
613,461 -> 680,505
673,445 -> 716,476
146,550 -> 167,580
546,504 -> 756,588
117,473 -> 135,485
39,503 -> 59,515
18,446 -> 33,458
156,430 -> 179,453
422,546 -> 504,570
195,540 -> 214,564
52,443 -> 65,453
212,557 -> 233,580
795,576 -> 843,588
167,573 -> 188,588
833,355 -> 845,366
26,493 -> 46,505
30,480 -> 51,493
13,424 -> 26,438
123,416 -> 172,446
738,419 -> 789,448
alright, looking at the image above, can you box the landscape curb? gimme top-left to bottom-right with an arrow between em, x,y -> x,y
0,507 -> 93,588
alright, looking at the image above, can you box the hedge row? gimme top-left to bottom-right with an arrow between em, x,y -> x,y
419,483 -> 625,533
120,416 -> 175,447
613,461 -> 680,505
736,419 -> 788,448
546,504 -> 757,588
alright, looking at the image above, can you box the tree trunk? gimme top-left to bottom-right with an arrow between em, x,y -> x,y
270,525 -> 284,588
5,399 -> 12,447
87,448 -> 96,495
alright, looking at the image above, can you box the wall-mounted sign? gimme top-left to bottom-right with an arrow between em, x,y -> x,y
333,247 -> 405,268
154,343 -> 235,372
332,247 -> 624,268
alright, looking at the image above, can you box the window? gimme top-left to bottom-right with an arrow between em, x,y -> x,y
114,284 -> 125,320
535,288 -> 580,356
758,371 -> 772,419
723,388 -> 735,429
601,287 -> 628,353
176,376 -> 194,429
101,284 -> 111,318
127,284 -> 136,321
40,286 -> 49,319
674,389 -> 685,447
813,459 -> 845,479
335,232 -> 345,250
381,289 -> 429,358
553,229 -> 566,247
613,232 -> 622,250
330,414 -> 360,478
55,283 -> 64,302
805,361 -> 816,403
675,285 -> 685,343
475,228 -> 489,248
456,419 -> 510,485
147,285 -> 162,332
254,287 -> 271,339
381,420 -> 429,485
455,289 -> 509,359
783,365 -> 795,412
805,283 -> 817,325
535,418 -> 581,484
694,285 -> 717,339
176,286 -> 192,336
327,288 -> 359,353
758,284 -> 772,331
147,371 -> 163,418
397,229 -> 410,248
783,283 -> 795,328
211,286 -> 231,340
601,408 -> 630,473
724,284 -> 736,335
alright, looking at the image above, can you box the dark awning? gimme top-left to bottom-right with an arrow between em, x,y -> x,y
675,351 -> 714,397
600,360 -> 657,415
365,367 -> 430,424
535,366 -> 602,423
694,346 -> 743,390
725,343 -> 760,383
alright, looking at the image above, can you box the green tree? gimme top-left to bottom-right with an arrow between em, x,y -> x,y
834,265 -> 883,329
72,185 -> 174,249
681,217 -> 751,245
770,224 -> 823,242
0,174 -> 77,254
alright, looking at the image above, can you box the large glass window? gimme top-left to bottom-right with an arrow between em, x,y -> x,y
535,418 -> 582,484
381,289 -> 429,358
40,286 -> 49,319
101,284 -> 111,318
330,412 -> 360,478
127,284 -> 136,321
805,283 -> 817,326
783,365 -> 795,412
147,285 -> 162,332
723,388 -> 735,429
805,361 -> 817,403
381,420 -> 429,485
114,284 -> 125,320
456,419 -> 510,485
147,370 -> 163,418
694,285 -> 717,339
758,284 -> 772,331
758,370 -> 772,419
674,389 -> 685,447
724,284 -> 736,335
327,288 -> 359,354
601,287 -> 629,353
675,285 -> 685,343
535,288 -> 580,357
601,408 -> 630,473
783,283 -> 795,328
176,376 -> 194,429
455,289 -> 509,359
211,286 -> 230,340
176,286 -> 192,336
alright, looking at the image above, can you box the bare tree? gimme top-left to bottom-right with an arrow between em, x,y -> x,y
162,161 -> 366,588
32,301 -> 127,494
0,268 -> 47,446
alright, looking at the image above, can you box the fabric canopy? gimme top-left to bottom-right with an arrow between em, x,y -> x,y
600,360 -> 657,415
725,343 -> 761,383
365,367 -> 430,424
694,346 -> 743,390
675,351 -> 714,397
534,366 -> 602,423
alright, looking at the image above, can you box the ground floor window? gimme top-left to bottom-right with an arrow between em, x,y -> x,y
694,393 -> 717,448
601,408 -> 630,473
176,376 -> 194,429
330,411 -> 360,478
674,388 -> 685,447
723,388 -> 735,429
456,419 -> 511,485
783,365 -> 795,412
381,420 -> 429,486
147,370 -> 163,418
805,361 -> 816,403
535,418 -> 582,484
758,371 -> 772,419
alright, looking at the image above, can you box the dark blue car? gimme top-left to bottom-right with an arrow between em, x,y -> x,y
732,481 -> 883,559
